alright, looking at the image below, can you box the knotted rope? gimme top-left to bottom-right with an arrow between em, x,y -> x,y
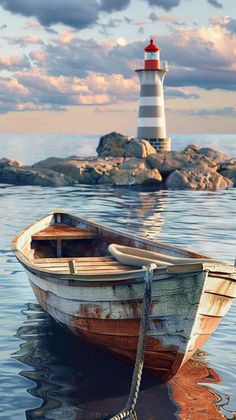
109,264 -> 156,420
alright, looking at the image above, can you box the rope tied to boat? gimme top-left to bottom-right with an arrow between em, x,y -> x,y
109,263 -> 156,420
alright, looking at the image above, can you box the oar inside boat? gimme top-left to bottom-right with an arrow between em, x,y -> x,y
108,243 -> 229,268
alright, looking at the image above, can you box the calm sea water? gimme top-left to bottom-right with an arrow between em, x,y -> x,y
0,135 -> 235,420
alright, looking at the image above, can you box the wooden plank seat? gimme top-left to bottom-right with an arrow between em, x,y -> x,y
32,224 -> 98,258
32,224 -> 97,241
31,256 -> 135,274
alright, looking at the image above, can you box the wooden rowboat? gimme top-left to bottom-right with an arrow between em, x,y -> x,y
12,210 -> 236,381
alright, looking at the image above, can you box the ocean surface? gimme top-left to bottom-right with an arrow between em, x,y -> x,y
0,134 -> 235,420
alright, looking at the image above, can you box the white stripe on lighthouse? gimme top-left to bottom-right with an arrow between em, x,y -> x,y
139,96 -> 164,106
138,117 -> 165,127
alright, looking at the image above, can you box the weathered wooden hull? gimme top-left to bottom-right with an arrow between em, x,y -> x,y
12,211 -> 236,381
24,264 -> 236,381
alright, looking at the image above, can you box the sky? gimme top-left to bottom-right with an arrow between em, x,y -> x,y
0,0 -> 235,136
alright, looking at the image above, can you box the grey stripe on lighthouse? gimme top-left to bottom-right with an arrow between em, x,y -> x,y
140,84 -> 163,97
138,106 -> 165,118
138,127 -> 166,139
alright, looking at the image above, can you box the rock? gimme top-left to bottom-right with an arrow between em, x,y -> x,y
104,165 -> 162,186
220,166 -> 236,187
126,139 -> 156,158
0,139 -> 233,190
77,166 -> 104,184
197,147 -> 231,163
33,156 -> 124,185
147,151 -> 218,175
0,157 -> 23,169
96,132 -> 156,158
118,158 -> 150,171
220,159 -> 236,171
134,168 -> 162,185
96,132 -> 129,157
0,166 -> 74,187
183,145 -> 200,153
165,166 -> 233,190
33,157 -> 64,170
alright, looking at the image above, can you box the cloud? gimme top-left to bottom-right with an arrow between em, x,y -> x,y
95,106 -> 132,113
138,27 -> 145,34
100,0 -> 131,12
24,20 -> 42,30
2,34 -> 43,47
31,37 -> 143,78
0,69 -> 139,114
207,0 -> 222,8
146,0 -> 222,10
0,0 -> 225,33
148,12 -> 186,26
0,0 -> 99,30
219,17 -> 236,34
181,106 -> 236,118
165,87 -> 200,99
146,0 -> 182,11
27,22 -> 236,91
0,24 -> 7,30
0,18 -> 235,115
98,18 -> 122,36
159,23 -> 236,90
0,54 -> 30,70
0,77 -> 30,113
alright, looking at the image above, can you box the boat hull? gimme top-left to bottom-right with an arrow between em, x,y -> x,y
12,211 -> 236,381
25,265 -> 236,381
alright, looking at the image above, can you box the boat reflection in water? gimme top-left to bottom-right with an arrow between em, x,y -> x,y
12,303 -> 230,420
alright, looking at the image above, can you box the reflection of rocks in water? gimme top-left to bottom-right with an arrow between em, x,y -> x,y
13,302 -> 229,420
110,189 -> 167,239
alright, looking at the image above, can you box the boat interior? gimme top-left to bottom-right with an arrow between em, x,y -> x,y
15,212 -> 217,276
16,213 -> 139,275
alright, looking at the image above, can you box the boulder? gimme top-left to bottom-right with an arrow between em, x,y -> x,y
133,168 -> 162,185
104,165 -> 162,186
0,165 -> 74,187
197,147 -> 231,163
219,159 -> 236,171
165,166 -> 233,190
220,164 -> 236,187
125,139 -> 156,158
33,156 -> 124,184
96,132 -> 129,157
118,158 -> 150,171
96,132 -> 156,158
0,157 -> 23,169
183,145 -> 200,153
33,157 -> 64,170
147,151 -> 218,175
77,166 -> 104,184
42,161 -> 85,182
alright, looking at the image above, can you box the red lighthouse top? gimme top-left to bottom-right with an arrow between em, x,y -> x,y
144,38 -> 160,52
144,38 -> 160,69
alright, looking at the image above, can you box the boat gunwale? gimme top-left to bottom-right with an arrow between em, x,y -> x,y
11,209 -> 207,258
14,252 -> 236,289
12,210 -> 236,283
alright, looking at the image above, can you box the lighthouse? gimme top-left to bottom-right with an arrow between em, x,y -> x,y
136,38 -> 170,151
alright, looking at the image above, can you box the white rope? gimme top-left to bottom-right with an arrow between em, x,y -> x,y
109,264 -> 156,420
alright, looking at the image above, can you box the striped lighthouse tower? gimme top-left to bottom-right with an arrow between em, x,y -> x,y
136,38 -> 170,151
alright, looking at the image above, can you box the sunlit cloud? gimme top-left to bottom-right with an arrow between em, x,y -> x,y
0,54 -> 30,70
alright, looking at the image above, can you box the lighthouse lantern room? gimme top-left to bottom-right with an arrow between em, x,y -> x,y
136,38 -> 170,151
144,38 -> 160,69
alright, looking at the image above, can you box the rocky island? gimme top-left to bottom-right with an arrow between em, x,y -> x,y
0,132 -> 235,190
